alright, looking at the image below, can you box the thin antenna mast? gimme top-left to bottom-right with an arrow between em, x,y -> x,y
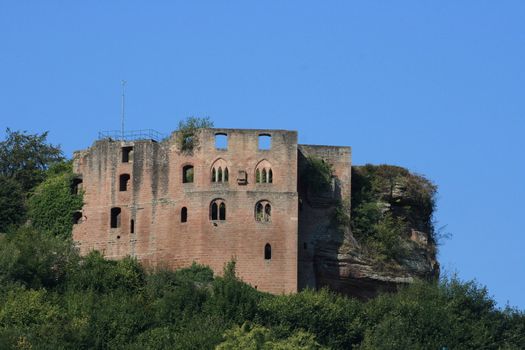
121,80 -> 127,141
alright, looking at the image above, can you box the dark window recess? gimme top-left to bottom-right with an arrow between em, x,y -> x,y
219,203 -> 226,220
71,178 -> 83,195
264,243 -> 272,260
183,165 -> 194,183
119,174 -> 130,191
211,202 -> 218,220
303,242 -> 308,250
130,219 -> 135,233
122,146 -> 133,163
72,211 -> 82,224
210,199 -> 226,221
215,133 -> 228,150
258,134 -> 271,150
110,207 -> 121,228
181,207 -> 188,223
255,201 -> 271,222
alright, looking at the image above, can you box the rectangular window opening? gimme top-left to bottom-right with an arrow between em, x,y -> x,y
215,133 -> 228,150
258,134 -> 271,150
122,146 -> 133,163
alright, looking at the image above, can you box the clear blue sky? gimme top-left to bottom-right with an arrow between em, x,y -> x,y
1,1 -> 524,308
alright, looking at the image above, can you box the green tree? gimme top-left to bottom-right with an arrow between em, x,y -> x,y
216,322 -> 326,350
176,116 -> 214,152
0,226 -> 78,289
0,176 -> 25,232
0,128 -> 63,192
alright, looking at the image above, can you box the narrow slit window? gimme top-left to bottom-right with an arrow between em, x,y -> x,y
130,219 -> 135,233
183,165 -> 194,183
256,169 -> 261,183
224,168 -> 229,182
215,133 -> 228,150
119,174 -> 130,191
212,168 -> 217,182
122,146 -> 133,163
218,167 -> 223,182
181,207 -> 188,223
110,207 -> 121,228
262,169 -> 267,183
258,134 -> 271,150
268,169 -> 273,183
264,243 -> 272,260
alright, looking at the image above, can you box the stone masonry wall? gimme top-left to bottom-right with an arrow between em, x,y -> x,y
73,128 -> 298,294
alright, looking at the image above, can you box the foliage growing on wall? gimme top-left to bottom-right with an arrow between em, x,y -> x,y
302,156 -> 333,194
176,116 -> 214,152
351,165 -> 437,263
27,161 -> 83,238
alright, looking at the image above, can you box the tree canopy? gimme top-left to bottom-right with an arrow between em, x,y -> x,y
0,128 -> 63,192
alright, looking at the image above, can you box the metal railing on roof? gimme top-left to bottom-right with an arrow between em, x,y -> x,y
98,129 -> 165,142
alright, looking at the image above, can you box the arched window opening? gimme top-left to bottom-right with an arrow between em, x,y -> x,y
211,202 -> 218,220
255,200 -> 271,222
122,146 -> 133,163
258,134 -> 272,150
265,204 -> 271,221
211,159 -> 229,183
119,174 -> 130,191
130,219 -> 135,233
215,133 -> 228,150
264,243 -> 272,260
255,160 -> 273,185
72,211 -> 82,224
183,165 -> 194,183
219,203 -> 226,221
110,207 -> 121,228
210,199 -> 226,221
181,207 -> 188,223
71,178 -> 83,195
255,202 -> 264,221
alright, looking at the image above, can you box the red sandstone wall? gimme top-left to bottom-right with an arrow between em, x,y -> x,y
72,128 -> 298,294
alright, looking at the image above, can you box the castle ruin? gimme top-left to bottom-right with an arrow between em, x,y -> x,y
72,128 -> 351,294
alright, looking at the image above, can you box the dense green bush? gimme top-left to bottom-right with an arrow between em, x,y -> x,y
0,227 -> 523,349
27,161 -> 83,238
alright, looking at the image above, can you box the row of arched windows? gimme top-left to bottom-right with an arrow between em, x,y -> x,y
182,159 -> 273,184
175,200 -> 273,223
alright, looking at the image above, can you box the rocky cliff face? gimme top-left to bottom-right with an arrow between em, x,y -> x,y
305,164 -> 439,299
